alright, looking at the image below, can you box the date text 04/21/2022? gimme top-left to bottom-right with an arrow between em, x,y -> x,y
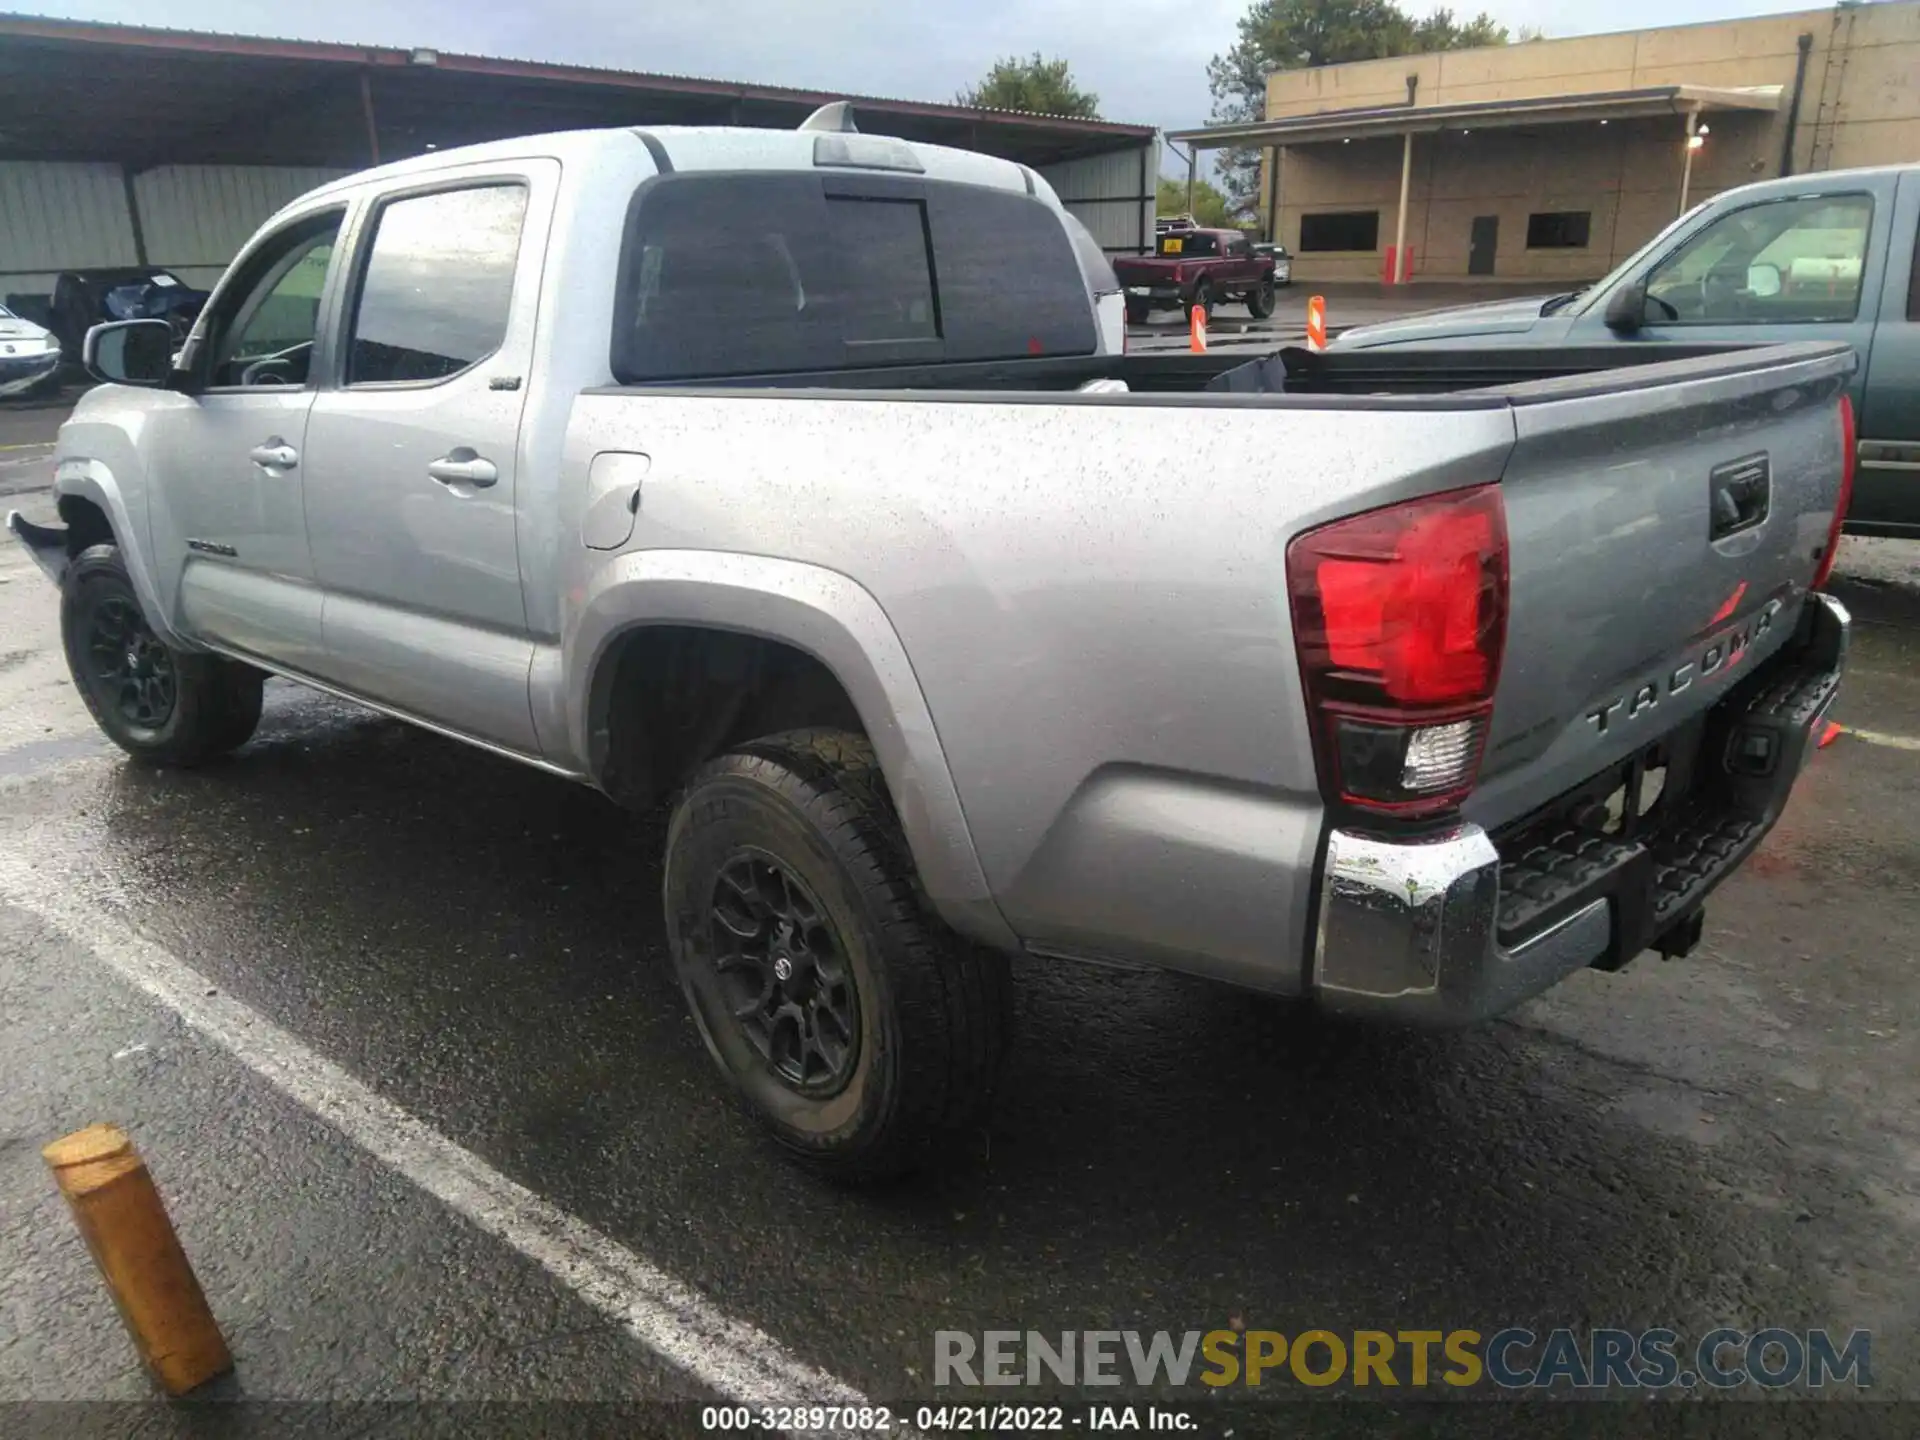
698,1405 -> 1194,1432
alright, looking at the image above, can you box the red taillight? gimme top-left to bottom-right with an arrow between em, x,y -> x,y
1812,393 -> 1855,590
1287,484 -> 1509,818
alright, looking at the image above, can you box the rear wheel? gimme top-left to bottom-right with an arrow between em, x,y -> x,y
1125,298 -> 1150,326
60,544 -> 262,766
1246,278 -> 1276,319
1184,281 -> 1214,324
664,728 -> 1011,1182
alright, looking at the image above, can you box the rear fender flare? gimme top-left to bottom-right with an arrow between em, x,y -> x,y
565,548 -> 1015,950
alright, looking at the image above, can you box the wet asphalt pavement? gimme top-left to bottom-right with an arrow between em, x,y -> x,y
1,401 -> 1917,1437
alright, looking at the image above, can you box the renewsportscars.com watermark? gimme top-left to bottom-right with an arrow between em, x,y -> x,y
934,1327 -> 1873,1391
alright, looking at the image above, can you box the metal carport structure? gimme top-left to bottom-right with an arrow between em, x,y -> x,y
0,14 -> 1160,300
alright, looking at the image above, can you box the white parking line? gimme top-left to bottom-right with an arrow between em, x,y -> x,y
1837,725 -> 1920,753
0,849 -> 880,1425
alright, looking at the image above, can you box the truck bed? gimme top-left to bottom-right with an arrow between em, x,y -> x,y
574,339 -> 1854,987
621,339 -> 1834,399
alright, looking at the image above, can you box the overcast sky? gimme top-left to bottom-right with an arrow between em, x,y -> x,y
28,0 -> 1825,141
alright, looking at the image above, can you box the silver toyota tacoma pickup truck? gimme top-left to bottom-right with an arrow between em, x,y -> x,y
10,117 -> 1855,1180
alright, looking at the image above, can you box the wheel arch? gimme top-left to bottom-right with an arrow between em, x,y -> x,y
565,549 -> 1015,950
49,463 -> 187,647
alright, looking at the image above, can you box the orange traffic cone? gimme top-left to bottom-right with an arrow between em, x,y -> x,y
1306,295 -> 1327,352
1189,302 -> 1208,353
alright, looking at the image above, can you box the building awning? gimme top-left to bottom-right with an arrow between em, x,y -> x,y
0,14 -> 1158,169
1166,84 -> 1781,149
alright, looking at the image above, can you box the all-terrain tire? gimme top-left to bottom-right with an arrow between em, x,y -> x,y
1184,279 -> 1215,323
663,728 -> 1011,1181
60,544 -> 263,766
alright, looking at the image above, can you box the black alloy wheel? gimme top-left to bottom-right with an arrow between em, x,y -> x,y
85,593 -> 176,731
709,849 -> 860,1096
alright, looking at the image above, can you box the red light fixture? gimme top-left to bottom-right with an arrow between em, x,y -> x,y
1287,484 -> 1509,818
1812,393 -> 1855,591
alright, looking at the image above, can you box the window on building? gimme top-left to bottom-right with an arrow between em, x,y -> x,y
1526,212 -> 1592,249
348,184 -> 528,385
1644,193 -> 1874,326
1299,212 -> 1379,253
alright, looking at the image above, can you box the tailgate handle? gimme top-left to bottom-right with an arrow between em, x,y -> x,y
1709,454 -> 1770,542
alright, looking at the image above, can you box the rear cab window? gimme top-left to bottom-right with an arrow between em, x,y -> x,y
612,172 -> 1094,382
1158,232 -> 1217,257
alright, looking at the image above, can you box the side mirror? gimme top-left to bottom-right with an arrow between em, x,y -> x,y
1603,281 -> 1647,333
1746,262 -> 1782,298
83,319 -> 174,387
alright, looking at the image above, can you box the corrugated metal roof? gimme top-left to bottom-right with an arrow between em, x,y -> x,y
0,12 -> 1158,134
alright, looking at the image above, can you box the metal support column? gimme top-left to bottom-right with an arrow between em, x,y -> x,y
1678,110 -> 1699,215
1392,132 -> 1413,283
1266,146 -> 1280,242
360,72 -> 381,165
119,165 -> 149,266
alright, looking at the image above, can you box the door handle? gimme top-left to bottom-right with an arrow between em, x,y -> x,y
248,440 -> 298,471
427,450 -> 498,489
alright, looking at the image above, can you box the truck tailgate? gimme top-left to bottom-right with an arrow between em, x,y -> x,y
1468,342 -> 1856,833
1110,257 -> 1185,281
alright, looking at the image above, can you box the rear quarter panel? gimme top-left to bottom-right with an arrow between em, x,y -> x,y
562,390 -> 1514,989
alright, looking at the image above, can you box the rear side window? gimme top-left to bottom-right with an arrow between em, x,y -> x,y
348,184 -> 528,385
613,172 -> 1094,382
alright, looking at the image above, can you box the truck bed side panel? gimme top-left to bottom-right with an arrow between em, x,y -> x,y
560,393 -> 1514,989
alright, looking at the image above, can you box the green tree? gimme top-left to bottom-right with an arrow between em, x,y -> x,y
1157,176 -> 1242,230
959,53 -> 1100,119
1207,0 -> 1509,215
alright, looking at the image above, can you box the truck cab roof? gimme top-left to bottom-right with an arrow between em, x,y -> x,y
303,124 -> 1045,205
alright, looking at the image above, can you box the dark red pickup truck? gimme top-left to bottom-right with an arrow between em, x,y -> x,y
1113,227 -> 1277,324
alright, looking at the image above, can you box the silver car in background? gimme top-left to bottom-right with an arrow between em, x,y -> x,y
0,303 -> 61,398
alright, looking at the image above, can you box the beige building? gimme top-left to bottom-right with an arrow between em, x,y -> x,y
1170,1 -> 1920,282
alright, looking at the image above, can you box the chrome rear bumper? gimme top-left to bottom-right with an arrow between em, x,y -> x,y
1312,592 -> 1849,1027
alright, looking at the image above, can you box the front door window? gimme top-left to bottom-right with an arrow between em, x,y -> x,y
1643,194 -> 1873,325
201,212 -> 344,389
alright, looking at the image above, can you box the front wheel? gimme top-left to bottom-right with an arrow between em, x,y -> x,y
664,728 -> 1011,1181
61,544 -> 263,766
